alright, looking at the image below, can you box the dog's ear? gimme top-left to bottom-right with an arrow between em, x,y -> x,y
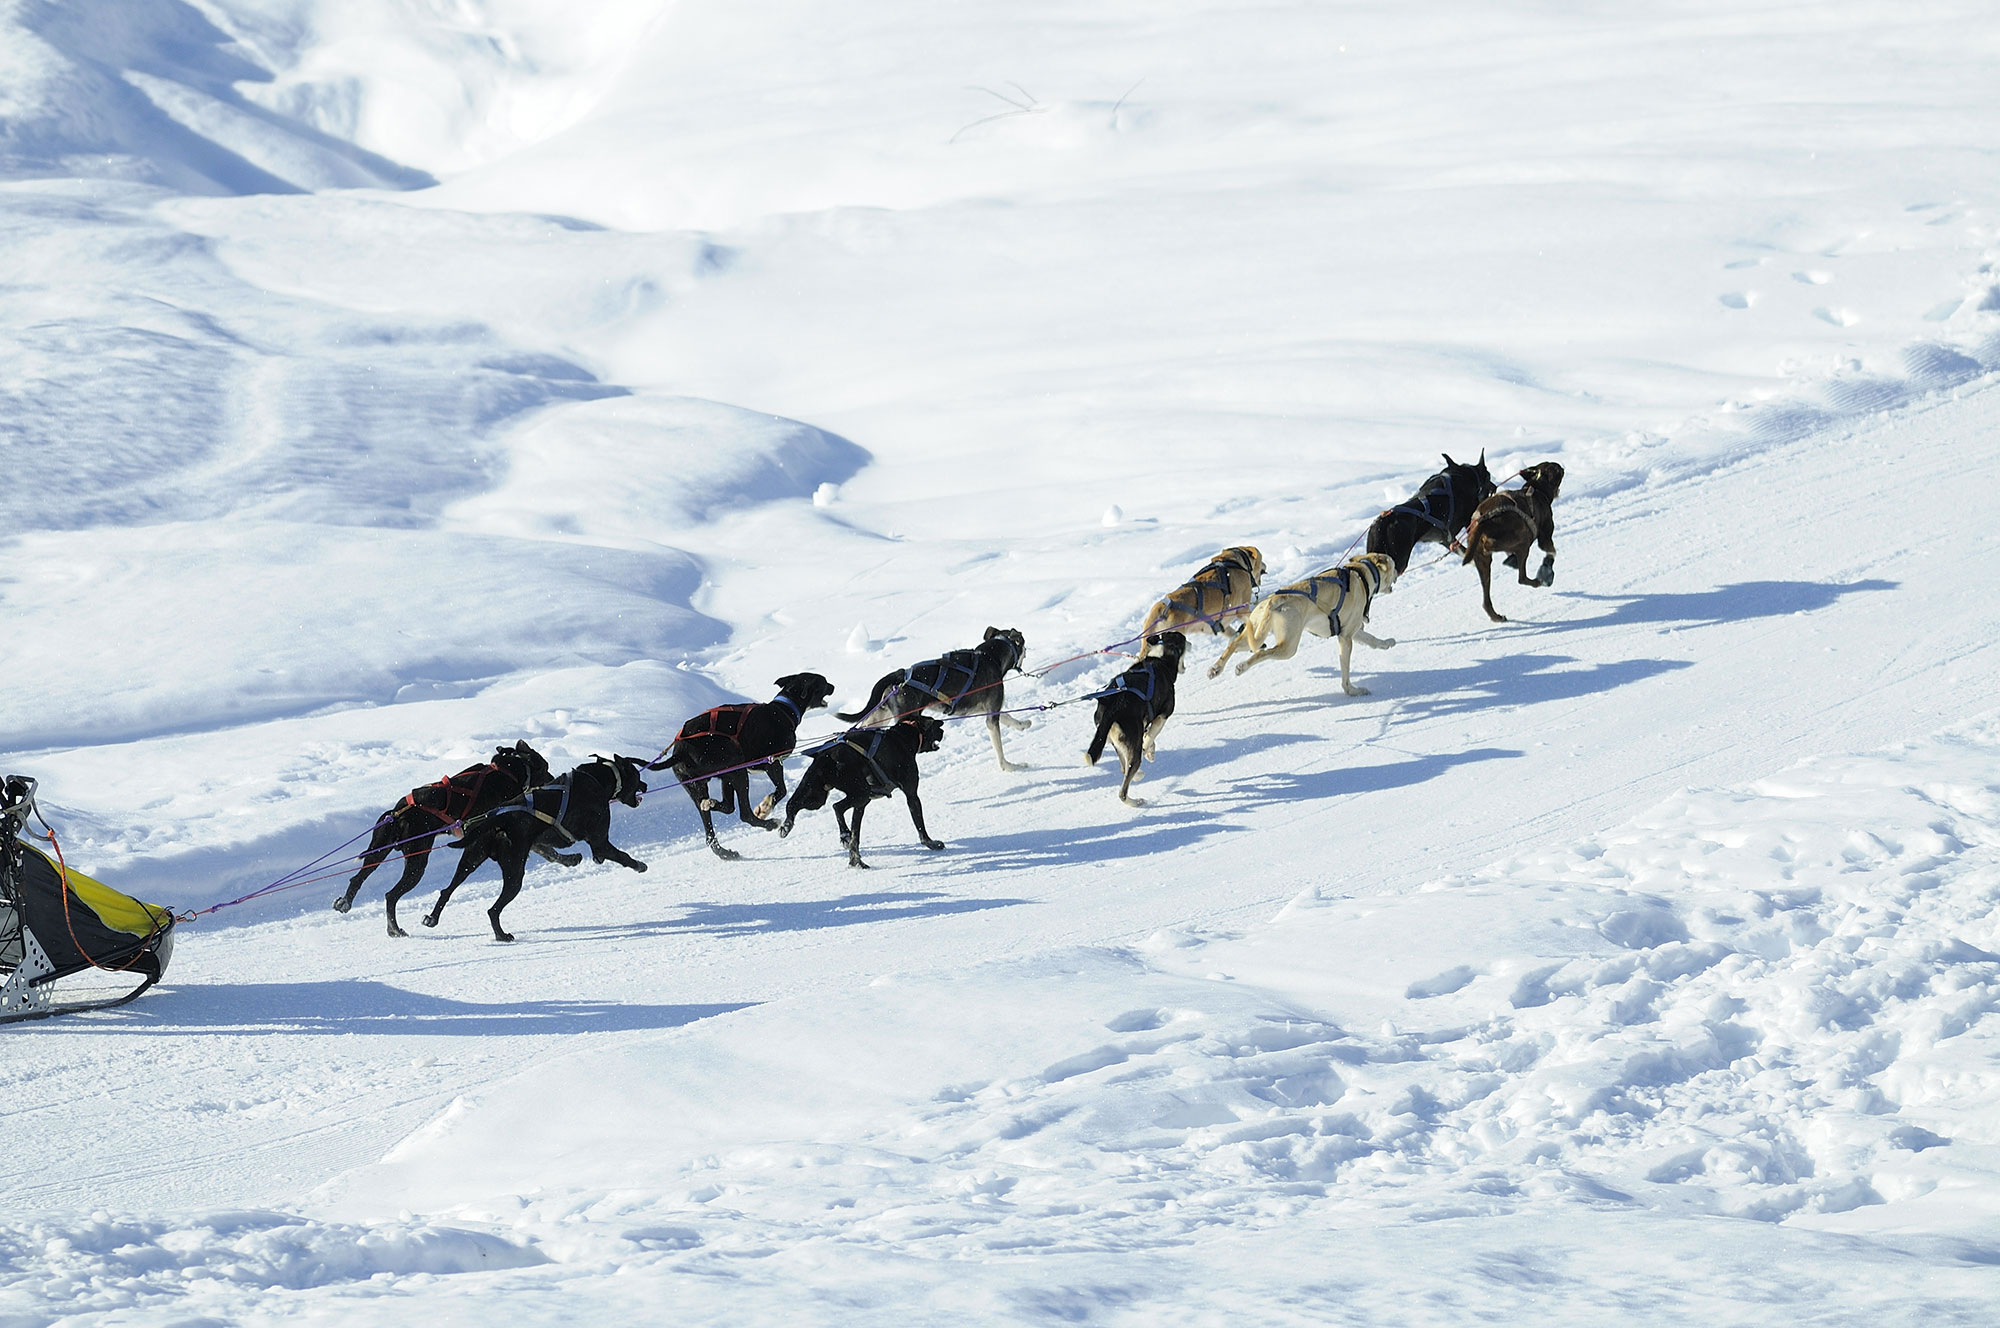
984,626 -> 1000,641
1478,449 -> 1486,467
1442,452 -> 1456,468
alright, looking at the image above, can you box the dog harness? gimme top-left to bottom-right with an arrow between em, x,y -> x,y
812,728 -> 902,797
677,694 -> 803,754
1391,476 -> 1460,539
1160,552 -> 1255,632
1267,559 -> 1383,634
902,651 -> 985,708
462,757 -> 629,845
1089,665 -> 1165,722
393,759 -> 509,830
463,773 -> 577,845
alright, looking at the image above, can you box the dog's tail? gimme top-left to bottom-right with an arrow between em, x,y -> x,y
1460,515 -> 1482,564
834,671 -> 901,722
1084,713 -> 1113,766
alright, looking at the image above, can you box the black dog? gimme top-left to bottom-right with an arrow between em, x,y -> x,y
779,716 -> 947,868
1462,461 -> 1564,622
1365,453 -> 1496,573
418,754 -> 651,942
836,627 -> 1030,771
1084,632 -> 1187,805
656,672 -> 836,859
334,741 -> 557,923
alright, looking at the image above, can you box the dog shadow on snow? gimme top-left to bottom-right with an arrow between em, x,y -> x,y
1200,652 -> 1688,728
1518,578 -> 1897,634
545,890 -> 1031,942
57,982 -> 752,1037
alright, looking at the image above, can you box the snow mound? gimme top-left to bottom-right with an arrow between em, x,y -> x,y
446,395 -> 869,539
0,1209 -> 543,1316
0,1 -> 429,193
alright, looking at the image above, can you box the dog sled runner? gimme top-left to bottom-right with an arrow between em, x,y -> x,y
1,776 -> 176,1024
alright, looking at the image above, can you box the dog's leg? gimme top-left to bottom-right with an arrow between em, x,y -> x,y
530,838 -> 583,868
487,857 -> 526,943
1111,725 -> 1144,806
588,833 -> 648,873
987,712 -> 1024,773
1535,549 -> 1556,588
686,780 -> 740,861
334,820 -> 399,912
1208,625 -> 1251,679
833,796 -> 856,847
422,839 -> 487,931
1515,539 -> 1542,588
1338,632 -> 1371,697
752,761 -> 785,823
1141,714 -> 1166,763
380,837 -> 439,938
1475,550 -> 1505,622
904,787 -> 945,852
844,797 -> 870,868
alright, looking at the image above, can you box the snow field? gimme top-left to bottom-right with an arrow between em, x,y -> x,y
6,0 -> 2000,1323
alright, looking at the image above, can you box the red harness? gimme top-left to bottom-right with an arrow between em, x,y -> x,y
396,762 -> 498,829
677,705 -> 757,751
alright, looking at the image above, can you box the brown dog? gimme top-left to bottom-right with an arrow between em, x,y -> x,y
1137,546 -> 1264,643
1462,462 -> 1564,622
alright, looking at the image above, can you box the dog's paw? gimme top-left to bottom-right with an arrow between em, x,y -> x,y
776,823 -> 793,839
330,896 -> 351,914
1378,636 -> 1397,648
422,914 -> 440,928
1343,684 -> 1371,696
849,859 -> 871,870
924,838 -> 947,851
698,797 -> 720,812
492,930 -> 515,943
387,923 -> 408,939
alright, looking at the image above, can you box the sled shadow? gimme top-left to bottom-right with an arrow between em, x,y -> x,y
1534,578 -> 1897,632
552,890 -> 1031,941
66,982 -> 751,1036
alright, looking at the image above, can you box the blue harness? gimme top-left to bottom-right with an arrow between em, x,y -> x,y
1089,665 -> 1164,722
903,651 -> 983,706
1268,558 -> 1384,632
1393,477 -> 1460,539
805,728 -> 901,796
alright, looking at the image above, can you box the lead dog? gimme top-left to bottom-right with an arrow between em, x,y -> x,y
419,754 -> 650,942
1462,461 -> 1564,622
1084,631 -> 1187,806
779,716 -> 947,868
1366,454 -> 1495,572
837,628 -> 1029,771
1137,547 -> 1264,642
656,672 -> 836,859
1208,552 -> 1398,695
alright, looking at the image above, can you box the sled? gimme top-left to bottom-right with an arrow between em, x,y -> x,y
1,776 -> 176,1024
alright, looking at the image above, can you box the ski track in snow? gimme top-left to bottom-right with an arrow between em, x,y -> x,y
6,0 -> 2000,1323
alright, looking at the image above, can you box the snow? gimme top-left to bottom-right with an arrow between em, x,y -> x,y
4,0 -> 2000,1322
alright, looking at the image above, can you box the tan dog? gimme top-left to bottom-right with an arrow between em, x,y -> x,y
1137,546 -> 1264,644
1208,552 -> 1397,694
